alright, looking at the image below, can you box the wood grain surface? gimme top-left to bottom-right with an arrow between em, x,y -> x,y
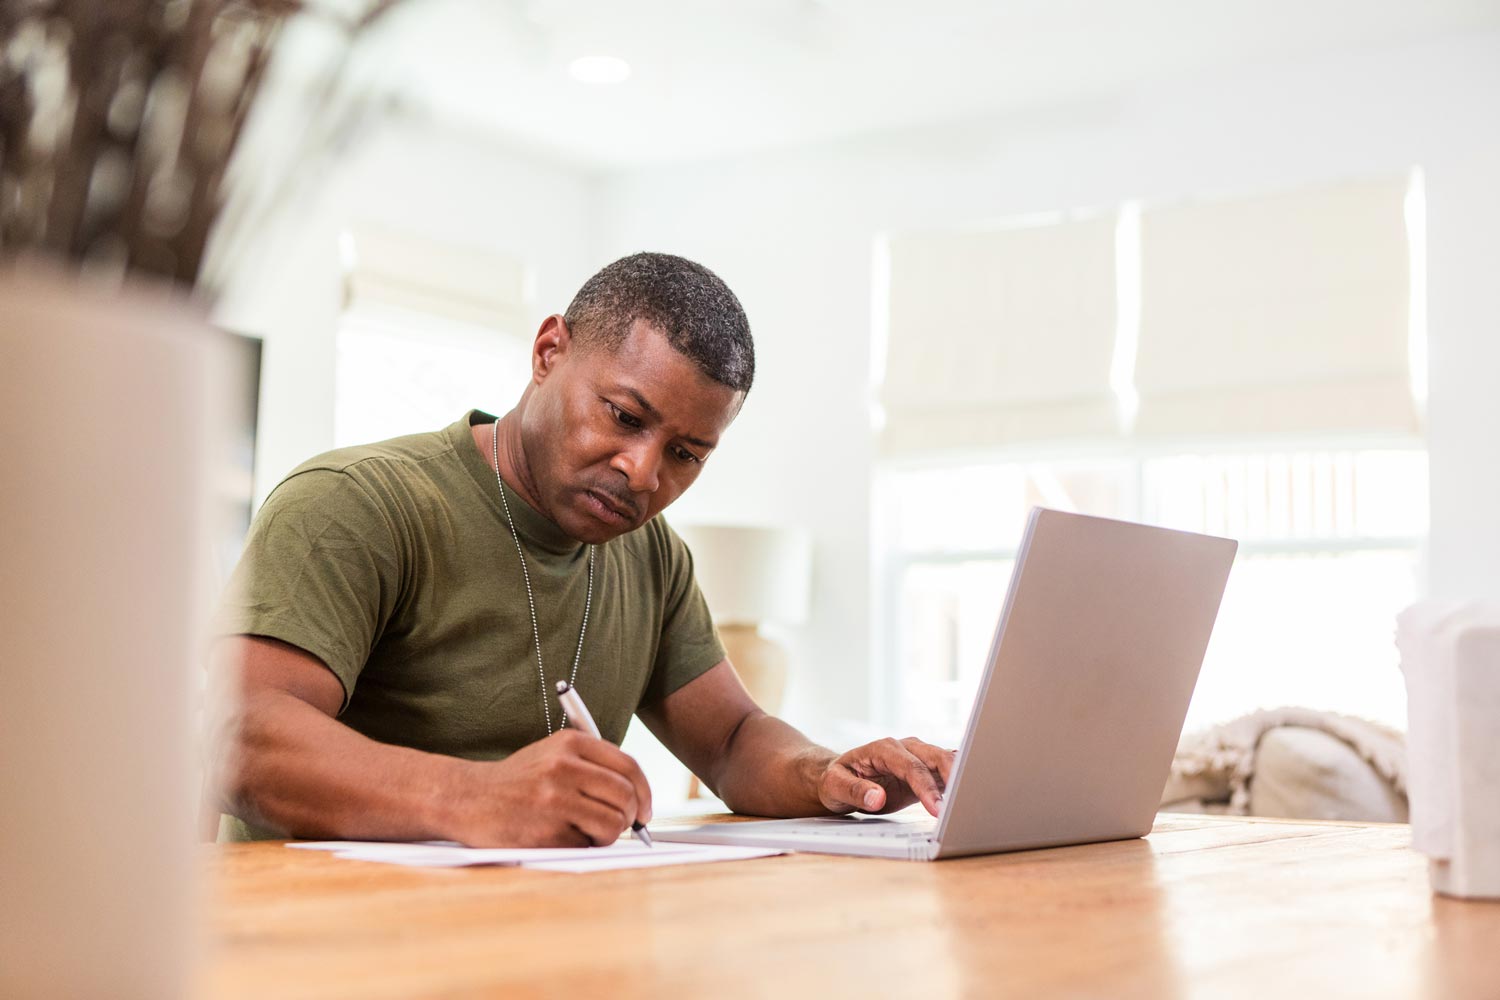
198,815 -> 1500,1000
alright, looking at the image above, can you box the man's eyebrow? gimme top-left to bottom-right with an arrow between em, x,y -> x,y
623,387 -> 661,421
623,387 -> 717,451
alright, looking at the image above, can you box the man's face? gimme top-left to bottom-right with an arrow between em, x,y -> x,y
521,317 -> 745,544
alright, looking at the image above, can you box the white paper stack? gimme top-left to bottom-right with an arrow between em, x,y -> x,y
1396,601 -> 1500,899
287,839 -> 782,873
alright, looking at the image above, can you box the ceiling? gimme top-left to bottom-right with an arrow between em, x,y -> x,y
343,0 -> 1500,169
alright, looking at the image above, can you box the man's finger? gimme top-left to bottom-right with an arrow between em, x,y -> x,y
890,750 -> 945,816
821,763 -> 886,814
573,759 -> 639,829
855,740 -> 943,816
567,791 -> 631,846
902,738 -> 955,788
568,731 -> 654,825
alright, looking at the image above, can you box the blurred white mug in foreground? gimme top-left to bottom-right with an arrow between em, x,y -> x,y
1397,602 -> 1500,900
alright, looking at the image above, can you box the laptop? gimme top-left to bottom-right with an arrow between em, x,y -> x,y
655,507 -> 1237,860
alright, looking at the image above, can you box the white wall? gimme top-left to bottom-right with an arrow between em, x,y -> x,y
1426,146 -> 1500,602
598,31 -> 1500,730
213,116 -> 604,506
216,29 -> 1500,749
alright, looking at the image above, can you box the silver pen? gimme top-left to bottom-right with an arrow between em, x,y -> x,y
554,680 -> 654,847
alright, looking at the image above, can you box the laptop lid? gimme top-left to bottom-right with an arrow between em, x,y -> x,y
931,507 -> 1237,858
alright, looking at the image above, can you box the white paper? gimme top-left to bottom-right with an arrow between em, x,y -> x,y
286,838 -> 781,872
519,844 -> 780,873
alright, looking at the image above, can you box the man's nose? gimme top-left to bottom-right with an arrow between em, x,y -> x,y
611,441 -> 660,495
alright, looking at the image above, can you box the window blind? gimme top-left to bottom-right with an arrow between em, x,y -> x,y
879,215 -> 1120,456
342,226 -> 530,333
1133,177 -> 1417,437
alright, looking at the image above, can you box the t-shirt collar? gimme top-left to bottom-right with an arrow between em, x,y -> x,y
451,410 -> 587,558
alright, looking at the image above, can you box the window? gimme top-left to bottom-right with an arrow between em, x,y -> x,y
873,174 -> 1425,739
335,303 -> 529,447
333,227 -> 533,446
878,448 -> 1425,739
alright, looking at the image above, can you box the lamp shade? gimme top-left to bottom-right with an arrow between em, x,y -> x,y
674,524 -> 812,626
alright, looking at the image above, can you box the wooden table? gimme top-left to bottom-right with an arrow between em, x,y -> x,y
200,815 -> 1500,999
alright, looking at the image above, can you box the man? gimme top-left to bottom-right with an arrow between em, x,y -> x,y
209,252 -> 951,847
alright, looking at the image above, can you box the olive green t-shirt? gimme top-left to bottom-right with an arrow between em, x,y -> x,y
215,411 -> 725,839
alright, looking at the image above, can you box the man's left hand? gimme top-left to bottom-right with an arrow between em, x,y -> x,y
817,737 -> 955,817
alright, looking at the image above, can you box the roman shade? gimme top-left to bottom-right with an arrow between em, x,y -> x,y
342,226 -> 530,332
1133,177 -> 1417,437
879,215 -> 1120,456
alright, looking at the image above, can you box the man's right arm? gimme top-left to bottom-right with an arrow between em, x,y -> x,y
204,635 -> 652,847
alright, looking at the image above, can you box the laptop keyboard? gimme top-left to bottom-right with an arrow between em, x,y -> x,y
764,818 -> 937,840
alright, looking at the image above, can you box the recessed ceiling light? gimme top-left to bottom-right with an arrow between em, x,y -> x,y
568,55 -> 632,85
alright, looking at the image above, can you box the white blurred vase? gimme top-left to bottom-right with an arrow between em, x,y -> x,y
0,264 -> 227,998
1397,601 -> 1500,900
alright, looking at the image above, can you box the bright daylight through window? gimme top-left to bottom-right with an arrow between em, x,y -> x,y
335,304 -> 529,448
334,230 -> 533,448
874,174 -> 1427,741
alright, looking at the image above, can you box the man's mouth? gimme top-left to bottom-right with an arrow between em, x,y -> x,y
583,489 -> 637,526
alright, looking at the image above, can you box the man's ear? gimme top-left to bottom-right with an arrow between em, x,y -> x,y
531,315 -> 572,384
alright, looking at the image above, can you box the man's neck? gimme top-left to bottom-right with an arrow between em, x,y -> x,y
473,412 -> 547,517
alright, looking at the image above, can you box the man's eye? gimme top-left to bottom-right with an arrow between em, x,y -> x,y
673,446 -> 702,465
609,402 -> 642,428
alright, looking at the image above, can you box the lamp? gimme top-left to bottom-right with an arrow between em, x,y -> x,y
674,524 -> 813,715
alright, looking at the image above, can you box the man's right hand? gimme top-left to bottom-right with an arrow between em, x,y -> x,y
449,729 -> 653,848
207,635 -> 652,847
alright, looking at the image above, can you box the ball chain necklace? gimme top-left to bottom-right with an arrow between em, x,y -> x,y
492,422 -> 595,736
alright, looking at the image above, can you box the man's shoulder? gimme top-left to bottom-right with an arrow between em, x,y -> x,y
271,419 -> 477,505
257,423 -> 473,527
286,426 -> 457,481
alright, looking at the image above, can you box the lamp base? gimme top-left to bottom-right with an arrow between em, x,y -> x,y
687,623 -> 789,799
719,623 -> 788,715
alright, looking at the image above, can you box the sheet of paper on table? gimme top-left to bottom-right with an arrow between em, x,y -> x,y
287,839 -> 783,873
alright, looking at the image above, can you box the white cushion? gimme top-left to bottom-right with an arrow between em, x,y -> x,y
1249,726 -> 1408,823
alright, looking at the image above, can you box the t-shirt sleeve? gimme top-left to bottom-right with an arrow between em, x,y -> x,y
215,468 -> 404,712
642,520 -> 728,705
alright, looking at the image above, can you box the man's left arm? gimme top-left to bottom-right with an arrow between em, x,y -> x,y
637,661 -> 953,818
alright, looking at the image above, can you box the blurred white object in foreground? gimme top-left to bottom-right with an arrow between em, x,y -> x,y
0,264 -> 228,997
1397,601 -> 1500,900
